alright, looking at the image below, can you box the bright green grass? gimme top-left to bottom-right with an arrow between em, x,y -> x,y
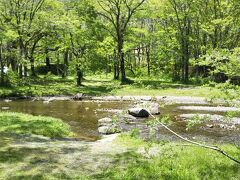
0,74 -> 225,98
94,134 -> 240,180
0,112 -> 73,138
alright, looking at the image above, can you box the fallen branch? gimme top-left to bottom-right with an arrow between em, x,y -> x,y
149,113 -> 240,164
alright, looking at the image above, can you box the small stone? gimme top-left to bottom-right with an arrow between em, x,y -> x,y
207,124 -> 214,128
73,93 -> 83,100
1,107 -> 10,110
219,124 -> 226,129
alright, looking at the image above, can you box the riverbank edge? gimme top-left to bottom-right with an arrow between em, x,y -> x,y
0,95 -> 227,105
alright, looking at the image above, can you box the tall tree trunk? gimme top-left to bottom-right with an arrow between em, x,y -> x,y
76,64 -> 82,86
146,46 -> 150,76
0,41 -> 4,86
118,36 -> 126,83
30,57 -> 36,77
113,50 -> 119,80
62,49 -> 69,78
45,48 -> 50,72
23,47 -> 28,77
19,42 -> 23,79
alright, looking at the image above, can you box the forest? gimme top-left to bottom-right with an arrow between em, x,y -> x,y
0,0 -> 240,179
0,0 -> 239,87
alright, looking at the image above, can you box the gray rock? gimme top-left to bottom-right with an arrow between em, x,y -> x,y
128,108 -> 149,118
122,114 -> 137,121
206,124 -> 214,128
98,125 -> 120,135
232,118 -> 240,125
73,93 -> 83,100
148,102 -> 160,115
135,102 -> 160,115
179,114 -> 223,121
98,117 -> 113,127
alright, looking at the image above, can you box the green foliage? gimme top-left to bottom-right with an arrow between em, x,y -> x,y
0,112 -> 73,138
226,111 -> 240,119
129,128 -> 141,139
207,82 -> 240,104
186,114 -> 211,130
147,115 -> 172,127
95,134 -> 240,180
96,144 -> 240,179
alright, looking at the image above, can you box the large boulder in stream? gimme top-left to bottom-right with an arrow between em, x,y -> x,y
134,101 -> 160,115
128,108 -> 150,118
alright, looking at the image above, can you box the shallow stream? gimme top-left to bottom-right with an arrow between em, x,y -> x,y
0,100 -> 239,144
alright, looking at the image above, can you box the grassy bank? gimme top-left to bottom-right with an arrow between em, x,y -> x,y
0,112 -> 73,138
0,74 -> 227,98
0,130 -> 239,179
94,134 -> 240,180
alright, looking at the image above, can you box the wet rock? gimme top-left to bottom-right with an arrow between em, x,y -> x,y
218,124 -> 236,130
232,118 -> 240,125
105,96 -> 122,101
146,102 -> 160,115
98,125 -> 120,135
96,109 -> 123,114
135,96 -> 152,101
98,117 -> 113,127
134,101 -> 160,115
206,124 -> 214,128
73,93 -> 83,100
128,108 -> 149,118
119,114 -> 137,125
4,99 -> 12,103
98,117 -> 121,135
179,114 -> 223,121
122,96 -> 135,101
122,114 -> 137,121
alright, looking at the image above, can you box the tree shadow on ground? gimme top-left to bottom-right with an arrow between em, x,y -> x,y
81,85 -> 115,96
0,136 -> 91,179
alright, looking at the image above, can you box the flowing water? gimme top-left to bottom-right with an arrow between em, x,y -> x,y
0,100 -> 239,144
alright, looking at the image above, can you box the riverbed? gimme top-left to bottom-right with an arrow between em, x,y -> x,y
0,98 -> 239,144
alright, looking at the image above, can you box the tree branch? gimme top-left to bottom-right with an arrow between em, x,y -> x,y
148,112 -> 240,165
